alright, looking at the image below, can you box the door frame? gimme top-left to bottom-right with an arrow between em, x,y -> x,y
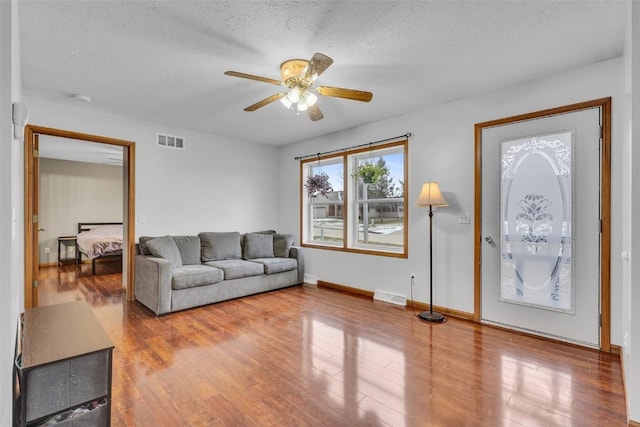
24,125 -> 136,308
473,97 -> 611,352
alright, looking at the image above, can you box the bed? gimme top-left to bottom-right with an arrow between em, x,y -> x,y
76,222 -> 123,275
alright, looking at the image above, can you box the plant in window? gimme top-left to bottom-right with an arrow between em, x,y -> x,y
354,160 -> 385,185
305,172 -> 333,197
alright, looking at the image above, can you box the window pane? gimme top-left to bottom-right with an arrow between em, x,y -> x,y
500,131 -> 573,312
311,202 -> 344,244
354,151 -> 404,201
306,158 -> 343,245
351,147 -> 405,251
356,201 -> 404,250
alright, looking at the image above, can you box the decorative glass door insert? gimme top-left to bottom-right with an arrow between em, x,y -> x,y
500,131 -> 573,312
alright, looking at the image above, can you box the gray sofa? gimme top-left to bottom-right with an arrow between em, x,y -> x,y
134,231 -> 304,315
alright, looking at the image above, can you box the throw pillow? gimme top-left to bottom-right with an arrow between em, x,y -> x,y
146,236 -> 183,268
273,234 -> 294,258
138,236 -> 158,255
171,235 -> 201,265
199,232 -> 242,261
244,233 -> 274,259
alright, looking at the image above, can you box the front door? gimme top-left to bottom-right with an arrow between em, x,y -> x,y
477,100 -> 610,348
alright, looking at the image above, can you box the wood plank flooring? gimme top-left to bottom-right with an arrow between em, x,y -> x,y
38,265 -> 627,426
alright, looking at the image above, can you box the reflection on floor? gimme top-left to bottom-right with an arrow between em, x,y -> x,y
39,262 -> 125,307
36,269 -> 627,426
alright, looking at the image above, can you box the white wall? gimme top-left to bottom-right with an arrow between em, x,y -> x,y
0,0 -> 23,424
622,1 -> 640,422
278,58 -> 625,343
23,96 -> 281,237
39,159 -> 123,263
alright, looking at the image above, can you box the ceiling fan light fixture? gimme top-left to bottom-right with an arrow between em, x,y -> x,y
286,88 -> 301,103
304,91 -> 318,107
296,100 -> 309,112
225,52 -> 372,121
280,96 -> 293,109
280,59 -> 308,81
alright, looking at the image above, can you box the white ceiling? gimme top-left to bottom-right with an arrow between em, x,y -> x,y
19,1 -> 627,147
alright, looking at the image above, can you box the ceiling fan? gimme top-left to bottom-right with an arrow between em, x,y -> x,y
224,52 -> 373,121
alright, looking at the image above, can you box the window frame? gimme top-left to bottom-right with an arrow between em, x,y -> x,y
300,139 -> 408,258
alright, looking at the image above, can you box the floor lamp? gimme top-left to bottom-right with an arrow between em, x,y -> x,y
416,182 -> 449,323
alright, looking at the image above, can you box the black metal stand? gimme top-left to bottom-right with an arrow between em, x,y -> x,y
418,205 -> 445,323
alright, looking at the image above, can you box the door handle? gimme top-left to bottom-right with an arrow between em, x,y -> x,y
484,236 -> 495,246
38,228 -> 45,232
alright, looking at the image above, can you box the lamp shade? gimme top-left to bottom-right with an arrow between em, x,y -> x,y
416,182 -> 449,207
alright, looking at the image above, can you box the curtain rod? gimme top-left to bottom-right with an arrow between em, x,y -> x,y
294,132 -> 412,161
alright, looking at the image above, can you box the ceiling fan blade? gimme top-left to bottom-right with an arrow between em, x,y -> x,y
224,71 -> 282,86
307,104 -> 324,121
244,93 -> 286,111
316,86 -> 373,102
304,53 -> 333,81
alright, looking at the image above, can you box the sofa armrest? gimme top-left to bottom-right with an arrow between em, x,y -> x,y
289,246 -> 304,284
134,255 -> 173,315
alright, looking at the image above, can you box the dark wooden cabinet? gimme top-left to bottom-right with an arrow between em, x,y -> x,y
13,301 -> 114,426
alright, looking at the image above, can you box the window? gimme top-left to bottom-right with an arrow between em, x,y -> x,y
300,140 -> 407,257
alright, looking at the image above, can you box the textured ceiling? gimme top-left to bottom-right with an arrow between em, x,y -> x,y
20,1 -> 626,147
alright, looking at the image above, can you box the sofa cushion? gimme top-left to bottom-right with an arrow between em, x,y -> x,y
250,257 -> 297,275
203,259 -> 264,280
273,234 -> 294,258
138,236 -> 159,255
171,235 -> 201,265
172,265 -> 223,290
199,232 -> 242,261
243,233 -> 274,259
146,236 -> 183,268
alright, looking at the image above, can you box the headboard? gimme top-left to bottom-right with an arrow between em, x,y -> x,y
77,222 -> 123,234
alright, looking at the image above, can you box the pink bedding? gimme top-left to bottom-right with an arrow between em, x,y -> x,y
76,225 -> 123,259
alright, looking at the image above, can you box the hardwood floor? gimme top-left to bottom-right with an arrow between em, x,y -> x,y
38,265 -> 627,426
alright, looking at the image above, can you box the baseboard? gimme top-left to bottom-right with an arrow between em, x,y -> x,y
629,420 -> 640,427
317,281 -> 374,298
38,262 -> 58,268
611,344 -> 622,355
317,280 -> 474,321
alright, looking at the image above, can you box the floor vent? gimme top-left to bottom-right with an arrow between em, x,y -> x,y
157,133 -> 185,150
373,289 -> 407,307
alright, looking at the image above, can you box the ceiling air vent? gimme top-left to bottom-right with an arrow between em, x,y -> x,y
156,133 -> 185,150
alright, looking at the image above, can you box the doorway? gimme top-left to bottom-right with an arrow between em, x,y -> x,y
473,98 -> 611,351
24,125 -> 136,308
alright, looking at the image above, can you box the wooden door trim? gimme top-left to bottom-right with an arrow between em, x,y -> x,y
24,125 -> 136,308
473,97 -> 612,352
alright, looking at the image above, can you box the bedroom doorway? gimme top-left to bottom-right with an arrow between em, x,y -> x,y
24,125 -> 136,308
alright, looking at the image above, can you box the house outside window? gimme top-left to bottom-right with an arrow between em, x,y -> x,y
301,140 -> 407,257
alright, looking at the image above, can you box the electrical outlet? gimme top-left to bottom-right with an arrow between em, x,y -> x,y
458,212 -> 470,224
44,247 -> 50,254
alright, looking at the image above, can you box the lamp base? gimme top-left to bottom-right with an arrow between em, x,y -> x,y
418,311 -> 445,323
